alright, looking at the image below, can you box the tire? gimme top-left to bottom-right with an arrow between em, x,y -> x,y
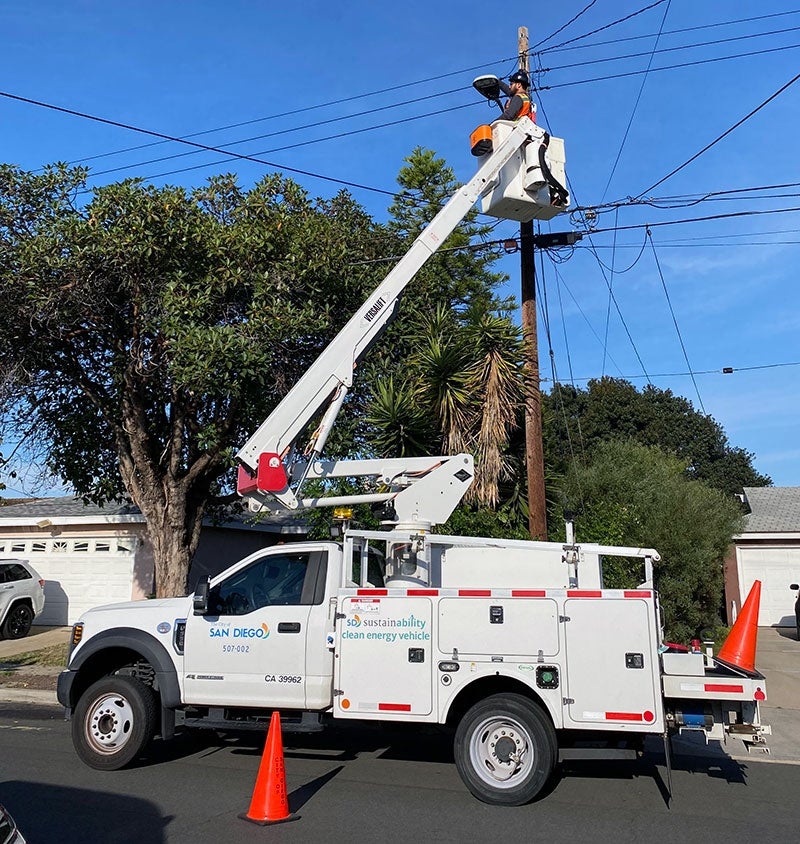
454,693 -> 557,806
1,603 -> 34,640
72,676 -> 158,771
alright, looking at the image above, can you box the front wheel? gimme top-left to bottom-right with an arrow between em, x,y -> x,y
454,693 -> 557,806
1,603 -> 34,639
72,676 -> 157,770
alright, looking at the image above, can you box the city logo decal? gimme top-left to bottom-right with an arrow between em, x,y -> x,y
210,622 -> 270,639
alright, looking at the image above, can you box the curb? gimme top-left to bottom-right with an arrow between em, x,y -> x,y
0,688 -> 59,706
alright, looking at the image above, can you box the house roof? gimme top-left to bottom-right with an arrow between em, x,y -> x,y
742,486 -> 800,533
0,496 -> 307,534
0,496 -> 143,523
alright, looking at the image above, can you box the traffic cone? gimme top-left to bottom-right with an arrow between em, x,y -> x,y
239,711 -> 299,826
716,579 -> 762,676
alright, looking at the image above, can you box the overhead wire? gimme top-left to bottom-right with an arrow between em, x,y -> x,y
601,208 -> 619,376
81,24 -> 793,186
636,70 -> 800,197
536,91 -> 653,386
87,99 -> 481,184
0,89 -> 403,199
551,360 -> 800,384
83,86 -> 470,179
532,0 -> 599,51
543,42 -> 800,91
537,234 -> 587,498
549,9 -> 800,55
23,11 -> 793,183
547,24 -> 800,74
646,228 -> 705,413
599,0 -> 672,203
547,0 -> 670,51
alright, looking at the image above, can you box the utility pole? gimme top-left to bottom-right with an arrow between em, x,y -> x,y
518,26 -> 548,541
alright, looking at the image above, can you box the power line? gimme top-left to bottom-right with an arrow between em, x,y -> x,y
547,24 -> 800,74
61,63 -> 519,168
547,0 -> 670,51
599,0 -> 672,202
24,26 -> 796,188
583,180 -> 800,213
532,0 -> 599,51
0,88 -> 402,199
86,99 -> 479,183
588,205 -> 800,235
89,31 -> 798,186
636,70 -> 800,197
544,360 -> 800,384
543,42 -> 800,91
536,90 -> 653,386
82,17 -> 790,185
647,228 -> 705,413
549,9 -> 800,55
74,84 -> 469,176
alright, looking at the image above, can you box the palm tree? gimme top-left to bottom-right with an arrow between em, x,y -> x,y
368,304 -> 525,509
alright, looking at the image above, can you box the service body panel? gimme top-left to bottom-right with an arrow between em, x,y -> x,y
335,594 -> 435,717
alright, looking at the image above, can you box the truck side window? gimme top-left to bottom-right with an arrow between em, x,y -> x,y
209,552 -> 311,616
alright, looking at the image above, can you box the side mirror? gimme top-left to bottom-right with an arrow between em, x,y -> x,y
193,579 -> 210,615
790,583 -> 799,591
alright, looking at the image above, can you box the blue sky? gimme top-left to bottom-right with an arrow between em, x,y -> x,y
2,1 -> 799,493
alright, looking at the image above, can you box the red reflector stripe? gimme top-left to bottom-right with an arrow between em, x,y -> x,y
567,590 -> 602,598
458,589 -> 492,597
624,590 -> 652,598
606,711 -> 644,722
511,590 -> 547,597
356,589 -> 387,596
406,589 -> 438,596
378,703 -> 412,712
704,683 -> 744,694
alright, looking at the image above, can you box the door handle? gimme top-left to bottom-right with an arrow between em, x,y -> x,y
277,622 -> 301,633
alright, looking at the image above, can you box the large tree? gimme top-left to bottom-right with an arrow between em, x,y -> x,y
543,377 -> 770,497
559,439 -> 744,642
0,163 -> 389,595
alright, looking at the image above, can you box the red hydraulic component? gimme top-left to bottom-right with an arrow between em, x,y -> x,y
257,452 -> 289,493
237,465 -> 259,495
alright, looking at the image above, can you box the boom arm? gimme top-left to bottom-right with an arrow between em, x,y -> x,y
237,118 -> 554,518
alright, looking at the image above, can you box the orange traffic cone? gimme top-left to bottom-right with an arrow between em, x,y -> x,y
716,579 -> 762,676
239,711 -> 299,826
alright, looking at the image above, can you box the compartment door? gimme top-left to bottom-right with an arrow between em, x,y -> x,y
563,597 -> 662,731
335,596 -> 433,719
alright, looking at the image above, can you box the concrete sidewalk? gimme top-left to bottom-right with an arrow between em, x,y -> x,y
1,625 -> 798,763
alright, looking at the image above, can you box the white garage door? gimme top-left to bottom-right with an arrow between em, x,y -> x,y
0,537 -> 135,625
738,546 -> 800,627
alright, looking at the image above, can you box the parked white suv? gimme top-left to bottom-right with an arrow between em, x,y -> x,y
0,559 -> 45,640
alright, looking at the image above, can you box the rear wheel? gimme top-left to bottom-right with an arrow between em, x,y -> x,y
72,676 -> 158,770
454,693 -> 557,806
1,603 -> 34,639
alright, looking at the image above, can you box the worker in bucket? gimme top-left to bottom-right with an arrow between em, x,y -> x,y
498,70 -> 536,122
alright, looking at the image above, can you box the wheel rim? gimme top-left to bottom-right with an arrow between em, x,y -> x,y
8,607 -> 31,637
468,714 -> 534,789
84,693 -> 135,755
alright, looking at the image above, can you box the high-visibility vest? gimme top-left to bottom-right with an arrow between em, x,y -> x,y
517,93 -> 533,121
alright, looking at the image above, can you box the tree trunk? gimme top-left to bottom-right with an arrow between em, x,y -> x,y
136,488 -> 206,597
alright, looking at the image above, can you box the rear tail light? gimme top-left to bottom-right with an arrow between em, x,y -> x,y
38,579 -> 46,588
